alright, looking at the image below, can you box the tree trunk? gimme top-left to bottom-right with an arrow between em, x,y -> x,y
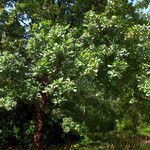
34,92 -> 46,150
131,110 -> 137,134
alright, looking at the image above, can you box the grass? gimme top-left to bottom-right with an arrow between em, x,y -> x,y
70,128 -> 150,150
138,125 -> 150,136
138,125 -> 150,150
141,143 -> 150,150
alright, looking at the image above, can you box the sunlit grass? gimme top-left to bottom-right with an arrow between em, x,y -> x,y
138,125 -> 150,136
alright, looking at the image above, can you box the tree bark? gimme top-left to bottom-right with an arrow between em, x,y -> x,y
34,92 -> 46,150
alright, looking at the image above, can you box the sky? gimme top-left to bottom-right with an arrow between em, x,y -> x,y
143,5 -> 150,13
128,0 -> 150,13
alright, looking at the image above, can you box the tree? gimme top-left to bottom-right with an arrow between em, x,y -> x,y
0,0 -> 150,149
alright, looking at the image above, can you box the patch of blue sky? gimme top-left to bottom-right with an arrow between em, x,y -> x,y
18,14 -> 31,27
143,5 -> 150,14
4,3 -> 31,28
128,0 -> 150,14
